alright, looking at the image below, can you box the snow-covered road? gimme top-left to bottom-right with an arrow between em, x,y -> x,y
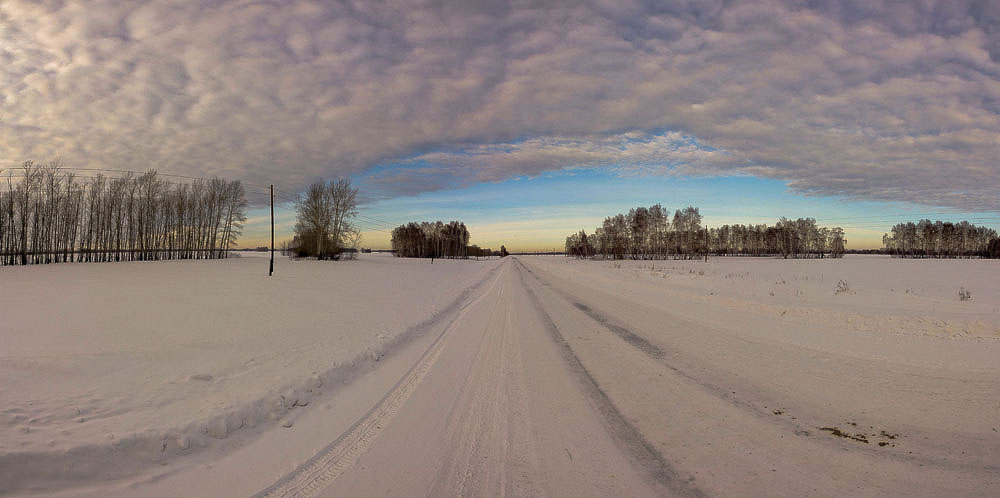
262,257 -> 673,498
512,257 -> 998,497
255,256 -> 998,498
7,255 -> 998,497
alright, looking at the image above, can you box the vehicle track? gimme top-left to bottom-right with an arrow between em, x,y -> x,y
250,256 -> 996,498
514,261 -> 709,498
250,269 -> 508,498
255,260 -> 679,498
514,257 -> 999,497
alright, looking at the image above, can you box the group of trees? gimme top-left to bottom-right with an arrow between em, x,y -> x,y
390,221 -> 482,258
291,178 -> 360,259
0,161 -> 247,266
565,204 -> 846,260
883,220 -> 999,258
9,164 -> 997,265
709,218 -> 846,259
467,244 -> 498,259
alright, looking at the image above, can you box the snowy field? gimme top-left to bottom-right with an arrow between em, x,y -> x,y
565,254 -> 1000,340
0,253 -> 499,494
1,254 -> 997,497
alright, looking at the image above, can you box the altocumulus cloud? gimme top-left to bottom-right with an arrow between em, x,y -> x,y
1,0 -> 999,210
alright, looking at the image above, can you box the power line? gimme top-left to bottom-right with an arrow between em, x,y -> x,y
354,223 -> 392,233
262,204 -> 392,232
355,215 -> 398,229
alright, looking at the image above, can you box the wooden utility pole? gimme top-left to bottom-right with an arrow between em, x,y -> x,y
269,184 -> 274,276
705,227 -> 709,262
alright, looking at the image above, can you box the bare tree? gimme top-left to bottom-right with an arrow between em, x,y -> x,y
0,163 -> 246,266
293,178 -> 359,259
884,220 -> 995,258
390,220 -> 471,259
328,178 -> 359,256
564,204 -> 846,260
294,182 -> 333,258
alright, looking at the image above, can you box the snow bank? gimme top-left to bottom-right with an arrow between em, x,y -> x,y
0,253 -> 498,494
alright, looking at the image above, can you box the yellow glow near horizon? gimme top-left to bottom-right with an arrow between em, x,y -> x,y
238,219 -> 890,252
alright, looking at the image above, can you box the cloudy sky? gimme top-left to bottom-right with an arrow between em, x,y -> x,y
3,0 -> 1000,249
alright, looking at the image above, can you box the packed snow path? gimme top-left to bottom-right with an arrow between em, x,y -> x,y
255,257 -> 997,498
253,259 -> 675,498
6,255 -> 998,497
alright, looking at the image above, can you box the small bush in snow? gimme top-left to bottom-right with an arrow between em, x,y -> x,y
835,279 -> 851,295
959,287 -> 972,301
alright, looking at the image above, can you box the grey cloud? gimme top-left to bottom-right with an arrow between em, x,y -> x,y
1,0 -> 998,211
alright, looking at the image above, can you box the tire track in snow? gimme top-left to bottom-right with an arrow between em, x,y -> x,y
516,259 -> 999,475
517,260 -> 744,404
250,265 -> 509,498
514,260 -> 709,498
424,273 -> 546,498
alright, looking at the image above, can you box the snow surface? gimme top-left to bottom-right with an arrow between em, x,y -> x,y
0,253 -> 498,494
1,254 -> 998,497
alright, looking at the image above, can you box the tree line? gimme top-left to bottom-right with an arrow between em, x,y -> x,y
1,161 -> 247,265
391,221 -> 486,259
882,220 -> 999,258
565,204 -> 846,259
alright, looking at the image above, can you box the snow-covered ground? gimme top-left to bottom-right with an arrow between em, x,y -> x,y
0,253 -> 499,494
579,254 -> 1000,340
514,256 -> 999,497
1,254 -> 997,497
